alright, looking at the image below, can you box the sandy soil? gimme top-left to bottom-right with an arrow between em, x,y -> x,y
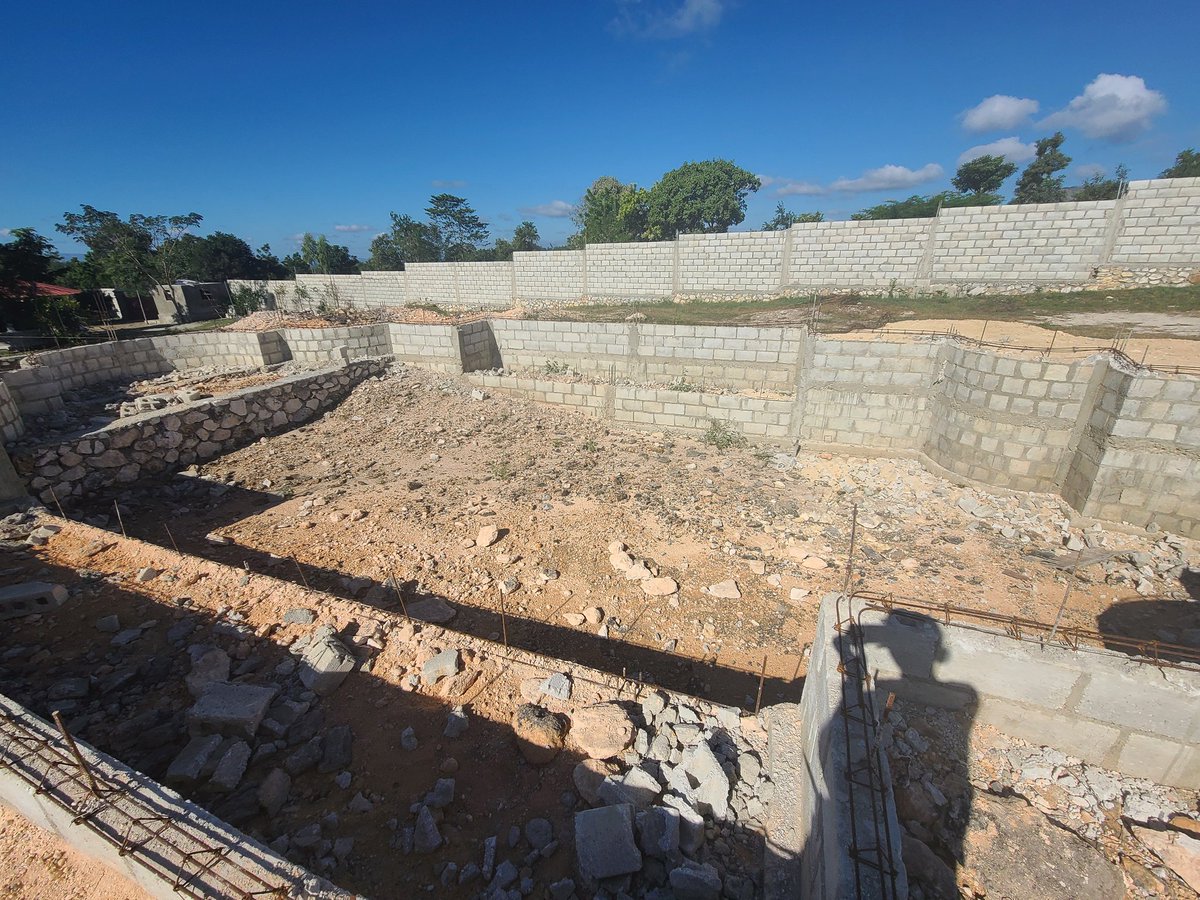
0,806 -> 146,900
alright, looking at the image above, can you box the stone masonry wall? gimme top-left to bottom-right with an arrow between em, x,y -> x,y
15,360 -> 387,507
0,382 -> 24,444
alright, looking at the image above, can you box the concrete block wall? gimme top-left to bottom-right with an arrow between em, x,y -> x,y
514,250 -> 585,302
613,386 -> 792,439
855,598 -> 1200,788
680,230 -> 786,293
788,219 -> 933,288
458,320 -> 501,371
1075,366 -> 1200,534
278,325 -> 391,365
800,339 -> 939,450
1114,177 -> 1200,265
387,323 -> 463,372
406,261 -> 513,308
217,179 -> 1197,309
486,320 -> 799,391
933,202 -> 1114,282
586,241 -> 674,298
0,382 -> 24,443
923,346 -> 1096,492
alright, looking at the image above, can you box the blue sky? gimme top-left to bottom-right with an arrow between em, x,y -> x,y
3,0 -> 1198,257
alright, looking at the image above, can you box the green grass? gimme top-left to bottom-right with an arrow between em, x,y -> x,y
534,284 -> 1200,335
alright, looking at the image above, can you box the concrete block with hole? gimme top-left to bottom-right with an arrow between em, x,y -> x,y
0,582 -> 69,620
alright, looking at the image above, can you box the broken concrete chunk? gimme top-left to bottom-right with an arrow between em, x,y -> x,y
421,649 -> 461,685
406,597 -> 457,624
186,646 -> 231,698
707,579 -> 741,600
574,804 -> 642,880
258,768 -> 291,816
597,766 -> 663,809
209,740 -> 252,793
637,806 -> 682,859
669,860 -> 723,899
166,734 -> 224,786
476,524 -> 500,548
641,577 -> 679,597
298,631 -> 356,696
188,682 -> 278,738
414,805 -> 443,853
570,703 -> 634,760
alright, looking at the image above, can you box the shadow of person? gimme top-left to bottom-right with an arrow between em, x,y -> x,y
858,610 -> 979,900
1097,598 -> 1200,665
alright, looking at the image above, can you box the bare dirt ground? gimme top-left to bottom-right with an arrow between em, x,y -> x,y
0,805 -> 146,900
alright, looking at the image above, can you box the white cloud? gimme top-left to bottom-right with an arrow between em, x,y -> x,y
334,224 -> 371,233
1043,73 -> 1166,142
957,137 -> 1037,166
961,95 -> 1040,132
520,200 -> 575,218
610,0 -> 725,39
0,228 -> 11,238
829,163 -> 944,194
432,179 -> 468,189
772,179 -> 826,197
1074,163 -> 1107,179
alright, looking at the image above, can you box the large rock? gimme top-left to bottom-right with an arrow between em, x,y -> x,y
570,703 -> 634,760
186,646 -> 230,698
298,629 -> 356,696
597,766 -> 662,809
208,740 -> 251,793
258,768 -> 291,815
1132,824 -> 1200,893
685,741 -> 730,820
957,793 -> 1124,898
706,580 -> 741,600
165,735 -> 223,786
188,682 -> 278,738
669,860 -> 722,899
320,724 -> 354,773
414,806 -> 442,853
574,804 -> 642,880
636,806 -> 681,859
512,704 -> 566,765
421,649 -> 460,685
407,597 -> 456,624
642,577 -> 679,597
573,758 -> 620,805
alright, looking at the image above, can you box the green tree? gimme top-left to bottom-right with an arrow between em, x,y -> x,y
572,177 -> 649,244
1160,149 -> 1200,179
425,194 -> 489,261
363,213 -> 440,270
1074,164 -> 1129,202
172,231 -> 277,281
1013,133 -> 1071,204
760,202 -> 823,230
253,244 -> 289,279
56,205 -> 203,290
512,221 -> 540,252
952,154 -> 1017,199
644,160 -> 761,238
288,233 -> 360,275
0,228 -> 85,334
851,192 -> 984,220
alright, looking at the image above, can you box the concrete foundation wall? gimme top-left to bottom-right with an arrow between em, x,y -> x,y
0,692 -> 347,900
855,598 -> 1200,788
514,250 -> 585,302
278,325 -> 392,365
0,382 -> 25,443
387,323 -> 463,371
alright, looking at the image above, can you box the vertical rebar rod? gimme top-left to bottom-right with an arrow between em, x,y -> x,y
113,501 -> 127,539
48,485 -> 67,519
50,711 -> 102,797
164,524 -> 180,554
387,567 -> 410,622
843,503 -> 859,595
498,584 -> 509,648
754,653 -> 768,714
292,556 -> 312,592
1048,547 -> 1084,643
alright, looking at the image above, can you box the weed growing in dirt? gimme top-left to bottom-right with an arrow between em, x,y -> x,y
702,419 -> 746,450
581,438 -> 599,453
667,376 -> 702,392
543,360 -> 572,375
490,460 -> 513,479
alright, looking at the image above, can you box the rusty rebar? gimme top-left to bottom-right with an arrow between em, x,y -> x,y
50,711 -> 102,797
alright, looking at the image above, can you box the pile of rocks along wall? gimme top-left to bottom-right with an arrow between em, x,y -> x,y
15,359 -> 387,507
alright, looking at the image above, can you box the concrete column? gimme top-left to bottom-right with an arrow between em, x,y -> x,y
780,226 -> 796,292
581,246 -> 589,300
671,238 -> 682,298
1098,194 -> 1128,265
916,215 -> 941,292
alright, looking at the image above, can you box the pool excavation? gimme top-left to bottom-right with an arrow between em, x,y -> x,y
1,320 -> 1198,899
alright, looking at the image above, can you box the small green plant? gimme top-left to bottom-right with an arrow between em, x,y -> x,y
543,360 -> 572,375
582,438 -> 599,453
229,283 -> 269,317
490,459 -> 513,480
667,376 -> 702,392
702,418 -> 746,450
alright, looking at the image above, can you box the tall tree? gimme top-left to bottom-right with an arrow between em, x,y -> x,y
56,205 -> 203,290
851,192 -> 985,220
288,233 -> 360,275
644,160 -> 761,238
363,213 -> 440,270
1013,133 -> 1071,204
512,221 -> 540,252
425,194 -> 489,261
761,202 -> 823,230
952,154 -> 1017,199
172,231 -> 278,281
1161,149 -> 1200,179
0,228 -> 83,333
573,177 -> 648,244
1074,164 -> 1129,201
